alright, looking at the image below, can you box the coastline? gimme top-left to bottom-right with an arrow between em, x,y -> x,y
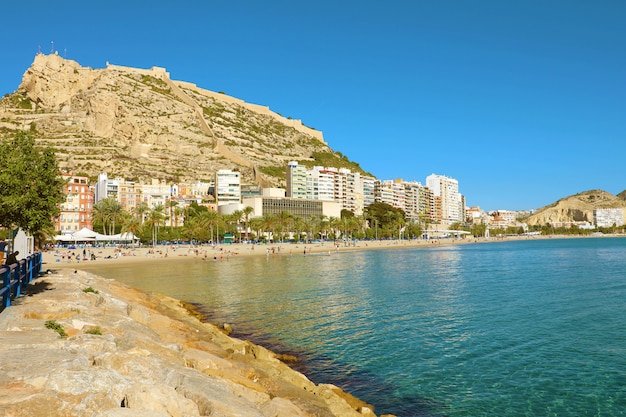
0,267 -> 384,417
42,235 -> 525,268
28,233 -> 623,416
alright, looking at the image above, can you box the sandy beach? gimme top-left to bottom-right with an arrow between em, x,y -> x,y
42,235 -> 534,269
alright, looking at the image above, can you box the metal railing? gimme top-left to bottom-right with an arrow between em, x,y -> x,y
0,253 -> 43,314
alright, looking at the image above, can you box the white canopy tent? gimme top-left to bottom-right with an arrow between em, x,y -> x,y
54,228 -> 140,243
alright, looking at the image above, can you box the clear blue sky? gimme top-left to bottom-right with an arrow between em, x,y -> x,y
2,1 -> 625,211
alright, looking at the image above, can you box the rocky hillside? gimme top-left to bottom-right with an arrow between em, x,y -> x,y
525,189 -> 626,226
0,53 -> 366,186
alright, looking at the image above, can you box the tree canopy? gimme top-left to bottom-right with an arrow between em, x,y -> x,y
0,131 -> 65,234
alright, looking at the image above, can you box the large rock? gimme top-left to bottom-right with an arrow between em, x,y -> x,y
0,269 -> 380,417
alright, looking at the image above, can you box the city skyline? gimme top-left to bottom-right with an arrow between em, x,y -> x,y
2,1 -> 625,211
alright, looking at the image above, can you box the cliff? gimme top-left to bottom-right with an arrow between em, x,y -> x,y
0,268 -> 383,417
524,189 -> 626,226
0,53 -> 362,186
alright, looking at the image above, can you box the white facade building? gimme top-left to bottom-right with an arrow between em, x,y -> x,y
215,169 -> 241,206
286,161 -> 308,199
426,173 -> 463,225
362,176 -> 377,208
594,208 -> 624,228
307,166 -> 335,201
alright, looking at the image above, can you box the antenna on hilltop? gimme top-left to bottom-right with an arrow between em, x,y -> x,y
37,44 -> 41,55
50,41 -> 54,54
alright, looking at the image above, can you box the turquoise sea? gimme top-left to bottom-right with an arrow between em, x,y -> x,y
82,237 -> 626,416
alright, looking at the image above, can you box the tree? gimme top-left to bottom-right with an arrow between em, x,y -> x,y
365,202 -> 406,238
145,205 -> 166,247
120,215 -> 142,248
92,198 -> 123,235
242,206 -> 254,241
0,131 -> 65,239
165,199 -> 179,230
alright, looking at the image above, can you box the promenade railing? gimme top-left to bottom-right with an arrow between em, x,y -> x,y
0,253 -> 43,314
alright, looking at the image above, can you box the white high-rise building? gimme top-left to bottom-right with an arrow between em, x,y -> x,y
334,168 -> 364,215
286,161 -> 308,199
307,166 -> 335,201
95,173 -> 119,202
375,180 -> 395,206
215,169 -> 241,206
362,176 -> 376,208
426,173 -> 462,225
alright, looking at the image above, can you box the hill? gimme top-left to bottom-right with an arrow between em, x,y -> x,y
524,189 -> 626,226
0,53 -> 368,186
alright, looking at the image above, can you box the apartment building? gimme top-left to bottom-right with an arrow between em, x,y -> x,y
426,173 -> 463,225
56,174 -> 94,233
594,208 -> 624,228
286,161 -> 308,199
215,169 -> 241,206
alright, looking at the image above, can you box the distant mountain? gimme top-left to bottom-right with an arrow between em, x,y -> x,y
525,189 -> 626,226
0,53 -> 368,186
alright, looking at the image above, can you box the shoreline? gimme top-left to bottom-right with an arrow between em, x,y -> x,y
0,268 -> 382,417
42,234 -> 559,268
23,233 -> 625,416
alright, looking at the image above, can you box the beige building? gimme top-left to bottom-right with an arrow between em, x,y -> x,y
56,174 -> 94,233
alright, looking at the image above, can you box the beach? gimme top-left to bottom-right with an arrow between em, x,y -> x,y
43,237 -> 481,269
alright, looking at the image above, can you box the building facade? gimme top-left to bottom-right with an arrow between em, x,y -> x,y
56,174 -> 94,233
215,169 -> 241,206
594,208 -> 624,228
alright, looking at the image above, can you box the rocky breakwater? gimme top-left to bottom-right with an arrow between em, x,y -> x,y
0,269 -> 387,417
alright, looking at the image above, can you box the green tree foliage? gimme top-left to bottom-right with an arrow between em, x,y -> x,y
92,198 -> 124,235
364,202 -> 406,238
0,131 -> 65,234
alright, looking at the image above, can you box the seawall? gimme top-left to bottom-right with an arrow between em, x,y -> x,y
0,268 -> 385,417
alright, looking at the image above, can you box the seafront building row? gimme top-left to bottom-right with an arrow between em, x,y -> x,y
56,165 -> 465,235
55,164 -> 624,235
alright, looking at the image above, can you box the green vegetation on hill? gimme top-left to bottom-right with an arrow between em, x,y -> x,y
299,151 -> 373,176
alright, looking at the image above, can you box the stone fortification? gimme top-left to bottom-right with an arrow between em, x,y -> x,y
0,53 -> 332,186
0,268 -> 384,417
174,80 -> 325,143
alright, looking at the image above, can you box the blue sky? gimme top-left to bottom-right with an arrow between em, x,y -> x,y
2,1 -> 625,211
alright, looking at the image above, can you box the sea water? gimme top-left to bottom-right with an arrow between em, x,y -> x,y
82,237 -> 626,416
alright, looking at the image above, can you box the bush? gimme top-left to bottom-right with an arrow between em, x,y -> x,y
45,320 -> 67,338
82,286 -> 99,294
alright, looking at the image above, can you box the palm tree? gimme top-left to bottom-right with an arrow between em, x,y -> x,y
261,214 -> 277,242
92,197 -> 123,235
91,200 -> 108,234
293,217 -> 305,242
173,206 -> 184,228
145,205 -> 166,247
120,216 -> 142,248
328,216 -> 342,240
278,211 -> 294,243
165,199 -> 179,231
199,210 -> 221,243
230,209 -> 243,241
249,217 -> 265,242
242,206 -> 254,241
133,202 -> 150,224
315,215 -> 329,241
104,198 -> 123,235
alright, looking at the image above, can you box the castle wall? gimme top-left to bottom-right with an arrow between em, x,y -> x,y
174,80 -> 325,143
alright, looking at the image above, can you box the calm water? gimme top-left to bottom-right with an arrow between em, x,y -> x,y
80,238 -> 626,416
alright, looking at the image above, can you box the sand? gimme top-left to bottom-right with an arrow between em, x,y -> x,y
42,236 -> 517,269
